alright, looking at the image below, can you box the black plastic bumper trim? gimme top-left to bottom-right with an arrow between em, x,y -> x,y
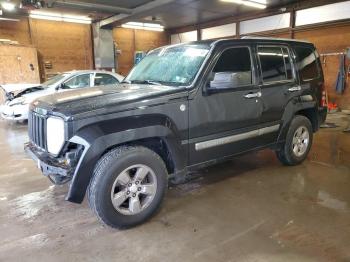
24,142 -> 73,179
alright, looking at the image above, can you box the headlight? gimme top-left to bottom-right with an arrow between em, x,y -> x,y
9,97 -> 26,106
47,117 -> 65,155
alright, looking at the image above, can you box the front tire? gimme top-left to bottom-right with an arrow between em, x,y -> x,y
276,115 -> 313,166
88,146 -> 168,228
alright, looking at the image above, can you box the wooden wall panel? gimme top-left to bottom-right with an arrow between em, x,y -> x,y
0,18 -> 93,81
113,27 -> 169,76
134,30 -> 168,52
295,25 -> 350,109
30,19 -> 93,78
0,45 -> 40,84
113,28 -> 135,76
0,18 -> 32,46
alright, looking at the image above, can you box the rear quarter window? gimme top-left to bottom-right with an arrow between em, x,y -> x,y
294,46 -> 320,81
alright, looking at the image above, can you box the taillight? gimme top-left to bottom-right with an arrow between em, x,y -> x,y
320,83 -> 327,107
321,90 -> 326,107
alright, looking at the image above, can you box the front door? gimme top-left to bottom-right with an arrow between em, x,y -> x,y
188,45 -> 264,165
60,73 -> 92,91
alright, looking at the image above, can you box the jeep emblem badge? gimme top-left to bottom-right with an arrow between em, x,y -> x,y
180,104 -> 186,112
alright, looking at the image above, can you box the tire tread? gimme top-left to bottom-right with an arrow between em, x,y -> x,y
88,145 -> 167,228
276,115 -> 313,166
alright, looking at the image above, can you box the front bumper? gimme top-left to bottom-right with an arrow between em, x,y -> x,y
24,142 -> 73,184
1,104 -> 29,121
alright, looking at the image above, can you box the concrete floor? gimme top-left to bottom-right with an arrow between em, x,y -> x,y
0,113 -> 349,262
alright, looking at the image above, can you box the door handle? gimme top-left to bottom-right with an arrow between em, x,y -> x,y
288,86 -> 302,92
244,91 -> 262,99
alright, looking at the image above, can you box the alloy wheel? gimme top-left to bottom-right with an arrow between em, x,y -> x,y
110,164 -> 157,215
292,126 -> 310,157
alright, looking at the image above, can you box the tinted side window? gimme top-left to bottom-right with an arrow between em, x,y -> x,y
94,73 -> 119,86
282,47 -> 293,80
258,46 -> 292,83
294,46 -> 319,81
212,47 -> 252,88
64,74 -> 91,89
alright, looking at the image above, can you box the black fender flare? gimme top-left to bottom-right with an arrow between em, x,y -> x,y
66,124 -> 185,203
277,98 -> 317,143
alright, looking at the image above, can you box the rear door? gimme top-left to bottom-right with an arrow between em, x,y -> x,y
256,44 -> 299,143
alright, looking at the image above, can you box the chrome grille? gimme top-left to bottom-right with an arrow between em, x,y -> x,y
28,111 -> 47,150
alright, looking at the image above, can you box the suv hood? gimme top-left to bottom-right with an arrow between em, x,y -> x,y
34,84 -> 185,119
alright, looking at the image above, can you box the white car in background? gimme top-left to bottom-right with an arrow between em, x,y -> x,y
1,70 -> 124,121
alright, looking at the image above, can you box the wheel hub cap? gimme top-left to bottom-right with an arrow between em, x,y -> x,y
110,164 -> 157,215
130,184 -> 138,194
292,126 -> 310,157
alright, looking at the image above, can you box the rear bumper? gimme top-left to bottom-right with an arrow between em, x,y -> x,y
318,106 -> 327,125
24,142 -> 73,184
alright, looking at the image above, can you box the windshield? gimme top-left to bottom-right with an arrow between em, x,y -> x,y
125,44 -> 211,87
42,73 -> 69,87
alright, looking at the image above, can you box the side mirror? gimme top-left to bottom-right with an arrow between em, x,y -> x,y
206,72 -> 233,94
204,72 -> 215,94
206,72 -> 252,94
57,83 -> 67,90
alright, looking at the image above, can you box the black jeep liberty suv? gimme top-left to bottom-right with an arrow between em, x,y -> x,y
25,37 -> 327,228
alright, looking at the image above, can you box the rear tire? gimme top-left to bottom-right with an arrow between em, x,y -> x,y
276,115 -> 313,166
88,146 -> 168,228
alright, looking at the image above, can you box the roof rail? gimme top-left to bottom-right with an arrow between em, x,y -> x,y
241,36 -> 311,44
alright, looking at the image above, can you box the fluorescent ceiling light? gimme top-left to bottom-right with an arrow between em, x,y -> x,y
29,10 -> 91,24
221,0 -> 266,9
122,22 -> 164,31
1,2 -> 16,11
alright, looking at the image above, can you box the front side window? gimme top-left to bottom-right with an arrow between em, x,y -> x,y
94,73 -> 119,86
294,46 -> 319,81
211,47 -> 252,88
42,73 -> 69,88
258,46 -> 293,83
64,74 -> 91,89
125,44 -> 210,87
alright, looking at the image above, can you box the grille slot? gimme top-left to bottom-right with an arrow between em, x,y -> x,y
28,111 -> 47,150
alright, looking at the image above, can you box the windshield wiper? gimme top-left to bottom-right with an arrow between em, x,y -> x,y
127,80 -> 163,86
